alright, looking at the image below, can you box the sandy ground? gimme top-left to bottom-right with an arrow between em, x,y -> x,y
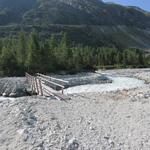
0,69 -> 150,150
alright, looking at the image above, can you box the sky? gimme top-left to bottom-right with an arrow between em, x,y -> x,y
104,0 -> 150,12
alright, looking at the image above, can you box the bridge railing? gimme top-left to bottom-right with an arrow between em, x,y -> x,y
25,72 -> 69,100
25,73 -> 43,96
37,73 -> 69,84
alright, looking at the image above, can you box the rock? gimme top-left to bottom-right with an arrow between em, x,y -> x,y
35,141 -> 44,149
104,136 -> 110,140
17,129 -> 25,135
144,94 -> 150,99
39,123 -> 48,131
89,126 -> 95,130
67,138 -> 79,150
9,92 -> 17,97
23,134 -> 29,142
2,93 -> 7,97
108,139 -> 115,147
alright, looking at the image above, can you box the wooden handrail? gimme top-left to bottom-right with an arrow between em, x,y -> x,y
37,76 -> 65,89
37,73 -> 69,84
25,72 -> 68,100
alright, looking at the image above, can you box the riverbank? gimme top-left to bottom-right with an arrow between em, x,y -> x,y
0,69 -> 150,150
0,77 -> 28,97
0,72 -> 112,98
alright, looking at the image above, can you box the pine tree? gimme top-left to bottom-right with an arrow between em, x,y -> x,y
0,46 -> 18,76
25,31 -> 41,73
116,52 -> 121,65
72,46 -> 83,71
138,51 -> 144,65
123,50 -> 128,66
49,34 -> 57,50
40,40 -> 55,72
60,32 -> 70,48
48,34 -> 57,69
17,31 -> 27,65
0,39 -> 3,54
57,32 -> 72,69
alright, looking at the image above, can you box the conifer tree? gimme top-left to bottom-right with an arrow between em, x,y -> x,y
49,34 -> 57,50
0,46 -> 18,76
57,32 -> 72,69
123,50 -> 128,66
26,31 -> 41,73
48,34 -> 57,69
17,31 -> 27,65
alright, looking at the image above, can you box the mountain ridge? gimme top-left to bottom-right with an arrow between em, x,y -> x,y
0,0 -> 150,50
22,0 -> 150,28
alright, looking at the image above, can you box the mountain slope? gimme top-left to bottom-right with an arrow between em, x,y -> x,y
0,0 -> 36,25
0,0 -> 149,28
23,0 -> 150,28
0,0 -> 150,50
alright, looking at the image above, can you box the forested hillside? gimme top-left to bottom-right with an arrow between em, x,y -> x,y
0,31 -> 149,76
0,0 -> 150,49
0,0 -> 150,76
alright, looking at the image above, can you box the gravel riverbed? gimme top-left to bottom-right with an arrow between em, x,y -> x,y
0,69 -> 150,150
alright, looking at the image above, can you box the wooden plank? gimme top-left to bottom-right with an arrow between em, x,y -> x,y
41,83 -> 59,93
38,78 -> 43,96
61,87 -> 64,94
41,84 -> 67,100
26,73 -> 30,83
35,77 -> 39,95
42,82 -> 64,95
31,77 -> 34,93
53,93 -> 69,100
26,72 -> 33,85
37,73 -> 69,84
38,76 -> 65,89
42,88 -> 62,100
33,77 -> 36,93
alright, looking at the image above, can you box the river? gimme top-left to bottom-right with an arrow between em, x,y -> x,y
64,76 -> 145,94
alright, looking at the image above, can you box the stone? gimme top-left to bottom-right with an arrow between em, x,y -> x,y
9,92 -> 17,97
144,94 -> 150,99
67,138 -> 79,150
2,93 -> 7,97
89,126 -> 95,130
23,134 -> 29,142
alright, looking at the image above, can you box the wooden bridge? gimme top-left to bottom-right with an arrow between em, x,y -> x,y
25,73 -> 69,100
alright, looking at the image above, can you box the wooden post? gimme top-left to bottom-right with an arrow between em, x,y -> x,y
62,88 -> 64,94
29,76 -> 32,85
35,77 -> 39,95
31,77 -> 34,94
34,77 -> 36,93
39,79 -> 43,96
32,77 -> 34,93
33,77 -> 36,93
25,73 -> 28,83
